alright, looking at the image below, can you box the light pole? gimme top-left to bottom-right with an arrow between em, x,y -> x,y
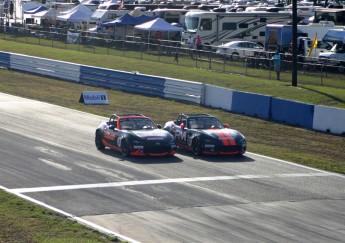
292,0 -> 298,86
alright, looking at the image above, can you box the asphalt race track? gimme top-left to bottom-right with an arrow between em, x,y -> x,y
1,92 -> 345,243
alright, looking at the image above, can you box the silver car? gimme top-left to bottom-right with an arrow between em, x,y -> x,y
216,41 -> 264,60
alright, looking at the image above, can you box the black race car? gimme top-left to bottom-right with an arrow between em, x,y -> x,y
164,114 -> 246,156
95,114 -> 176,157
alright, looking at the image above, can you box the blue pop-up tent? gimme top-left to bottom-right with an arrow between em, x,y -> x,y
101,13 -> 156,27
24,5 -> 48,14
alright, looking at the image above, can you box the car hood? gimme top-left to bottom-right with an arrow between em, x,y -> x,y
319,52 -> 336,58
131,129 -> 172,140
201,129 -> 244,141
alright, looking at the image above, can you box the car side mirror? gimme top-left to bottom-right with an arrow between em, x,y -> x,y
224,123 -> 229,128
180,123 -> 185,130
157,124 -> 162,129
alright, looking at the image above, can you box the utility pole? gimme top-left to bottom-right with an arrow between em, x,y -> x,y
292,0 -> 298,86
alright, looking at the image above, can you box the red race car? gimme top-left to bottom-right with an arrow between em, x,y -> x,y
164,113 -> 246,156
95,114 -> 176,157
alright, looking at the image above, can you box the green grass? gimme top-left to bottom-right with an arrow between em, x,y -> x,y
0,39 -> 344,242
0,39 -> 345,108
0,190 -> 120,242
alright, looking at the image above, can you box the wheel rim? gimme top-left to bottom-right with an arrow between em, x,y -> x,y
231,53 -> 239,61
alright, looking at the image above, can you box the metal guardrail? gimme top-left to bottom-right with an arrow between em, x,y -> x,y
0,51 -> 203,103
164,78 -> 203,104
10,53 -> 81,81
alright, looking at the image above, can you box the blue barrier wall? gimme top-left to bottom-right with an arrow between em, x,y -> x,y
1,51 -> 344,134
80,65 -> 166,97
271,98 -> 315,129
0,52 -> 11,68
231,91 -> 271,119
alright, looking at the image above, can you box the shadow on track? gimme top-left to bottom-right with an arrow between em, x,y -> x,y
175,149 -> 255,163
98,148 -> 184,164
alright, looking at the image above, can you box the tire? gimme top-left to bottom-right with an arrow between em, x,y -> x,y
192,138 -> 202,156
231,52 -> 239,61
95,131 -> 105,150
121,139 -> 131,157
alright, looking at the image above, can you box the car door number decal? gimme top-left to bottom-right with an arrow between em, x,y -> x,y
175,128 -> 193,146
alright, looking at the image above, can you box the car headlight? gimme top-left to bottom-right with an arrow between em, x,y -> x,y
240,137 -> 247,147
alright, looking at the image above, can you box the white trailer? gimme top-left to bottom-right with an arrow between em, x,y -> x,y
182,10 -> 292,46
296,21 -> 345,40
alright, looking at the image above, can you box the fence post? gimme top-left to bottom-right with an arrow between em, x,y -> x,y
320,64 -> 323,86
195,51 -> 198,68
223,54 -> 226,72
158,44 -> 161,63
209,49 -> 211,69
93,36 -> 96,54
269,59 -> 272,79
64,33 -> 67,49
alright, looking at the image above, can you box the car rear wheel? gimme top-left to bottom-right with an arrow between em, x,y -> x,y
95,131 -> 105,150
192,138 -> 202,156
121,139 -> 131,157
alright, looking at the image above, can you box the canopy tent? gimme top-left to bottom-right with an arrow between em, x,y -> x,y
101,13 -> 157,39
32,5 -> 75,19
134,18 -> 183,32
134,18 -> 183,43
136,15 -> 158,25
101,13 -> 138,27
24,6 -> 48,14
101,13 -> 156,27
323,29 -> 345,43
56,4 -> 93,22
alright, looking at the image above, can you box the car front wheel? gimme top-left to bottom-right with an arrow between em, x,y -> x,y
121,139 -> 131,157
192,138 -> 202,156
95,131 -> 105,150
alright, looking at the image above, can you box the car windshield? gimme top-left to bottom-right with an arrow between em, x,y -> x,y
120,118 -> 156,130
188,117 -> 224,129
185,16 -> 199,31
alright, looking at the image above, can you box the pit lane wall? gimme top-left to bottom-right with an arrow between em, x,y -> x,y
1,51 -> 344,135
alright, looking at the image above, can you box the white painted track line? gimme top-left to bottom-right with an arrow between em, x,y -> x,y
9,172 -> 331,193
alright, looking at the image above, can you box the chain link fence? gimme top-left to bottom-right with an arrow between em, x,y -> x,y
1,26 -> 344,89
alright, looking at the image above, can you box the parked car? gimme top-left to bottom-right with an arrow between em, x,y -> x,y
164,113 -> 246,156
95,114 -> 176,157
215,41 -> 264,60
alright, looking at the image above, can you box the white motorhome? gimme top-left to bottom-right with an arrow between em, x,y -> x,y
182,11 -> 292,46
